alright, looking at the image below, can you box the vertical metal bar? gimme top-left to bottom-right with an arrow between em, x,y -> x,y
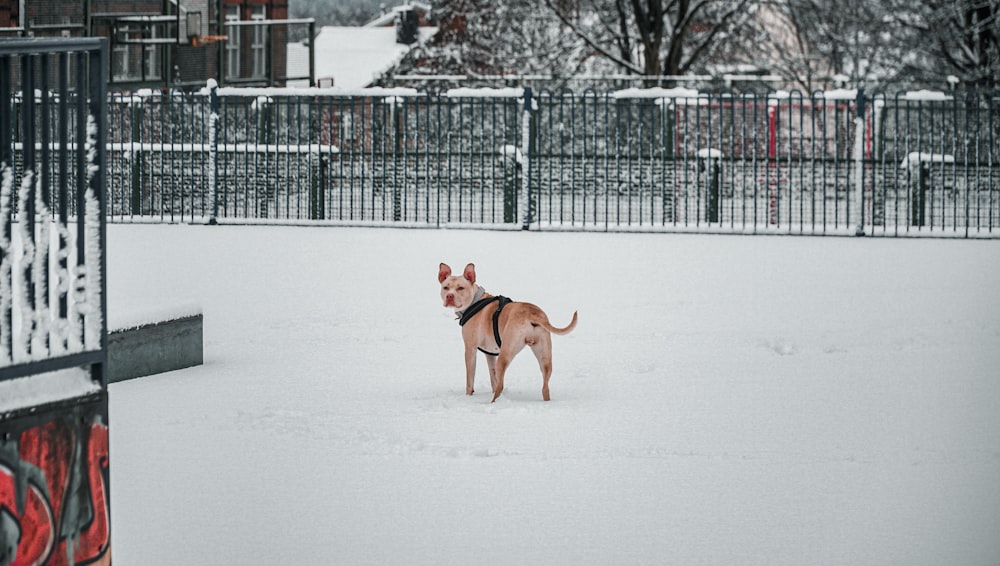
570,92 -> 577,226
57,52 -> 69,322
972,93 -> 981,234
853,90 -> 866,236
74,52 -> 87,344
991,94 -> 997,233
21,54 -> 37,359
91,39 -> 109,384
0,53 -> 12,362
209,81 -> 219,224
795,92 -> 804,233
603,94 -> 610,230
521,87 -> 535,229
681,97 -> 690,226
478,96 -> 486,224
39,54 -> 52,353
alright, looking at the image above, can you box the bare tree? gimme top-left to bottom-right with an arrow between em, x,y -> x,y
895,0 -> 1000,87
731,0 -> 913,91
541,0 -> 755,83
390,0 -> 585,79
742,0 -> 1000,91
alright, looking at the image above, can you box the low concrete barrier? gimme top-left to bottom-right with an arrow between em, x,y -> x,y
107,314 -> 204,383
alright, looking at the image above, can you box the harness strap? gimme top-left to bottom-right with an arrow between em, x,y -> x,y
458,295 -> 512,356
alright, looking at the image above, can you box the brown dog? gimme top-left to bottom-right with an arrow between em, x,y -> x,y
438,263 -> 577,402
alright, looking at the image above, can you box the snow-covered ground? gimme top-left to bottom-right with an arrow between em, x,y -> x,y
106,224 -> 1000,565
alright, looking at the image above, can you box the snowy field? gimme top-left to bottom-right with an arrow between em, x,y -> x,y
106,224 -> 1000,565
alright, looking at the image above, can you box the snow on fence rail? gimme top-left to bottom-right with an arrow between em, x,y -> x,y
0,38 -> 108,389
8,84 -> 1000,237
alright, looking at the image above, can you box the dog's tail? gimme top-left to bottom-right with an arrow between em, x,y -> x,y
539,311 -> 578,335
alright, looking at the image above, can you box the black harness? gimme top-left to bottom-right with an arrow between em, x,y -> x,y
458,295 -> 512,356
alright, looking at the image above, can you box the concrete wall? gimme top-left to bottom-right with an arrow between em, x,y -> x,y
108,314 -> 204,383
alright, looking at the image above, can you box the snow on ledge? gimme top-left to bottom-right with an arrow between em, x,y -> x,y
903,90 -> 951,101
500,144 -> 523,164
613,87 -> 699,99
900,152 -> 955,167
202,86 -> 425,98
823,89 -> 859,100
109,304 -> 203,333
445,87 -> 524,98
697,148 -> 723,159
0,368 -> 101,413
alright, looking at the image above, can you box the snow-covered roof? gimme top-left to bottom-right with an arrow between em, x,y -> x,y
364,1 -> 432,28
287,25 -> 436,89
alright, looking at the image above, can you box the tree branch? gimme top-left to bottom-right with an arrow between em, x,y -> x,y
542,0 -> 645,74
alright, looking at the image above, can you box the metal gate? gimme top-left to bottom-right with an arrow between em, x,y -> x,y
1,37 -> 111,566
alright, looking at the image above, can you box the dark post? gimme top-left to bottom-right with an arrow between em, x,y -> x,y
209,80 -> 220,224
521,87 -> 535,230
704,155 -> 721,224
0,54 -> 11,361
912,162 -> 929,228
131,98 -> 143,215
502,146 -> 518,224
854,88 -> 867,236
393,98 -> 402,222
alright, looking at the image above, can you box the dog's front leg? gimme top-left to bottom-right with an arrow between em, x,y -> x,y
464,343 -> 478,395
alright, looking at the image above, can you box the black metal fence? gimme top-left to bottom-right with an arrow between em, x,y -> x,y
12,83 -> 1000,237
0,38 -> 108,386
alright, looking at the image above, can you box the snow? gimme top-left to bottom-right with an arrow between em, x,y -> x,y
901,152 -> 956,167
822,88 -> 859,100
613,87 -> 699,99
106,224 -> 1000,565
904,90 -> 951,101
445,87 -> 524,98
288,25 -> 437,90
0,367 -> 100,413
697,148 -> 723,159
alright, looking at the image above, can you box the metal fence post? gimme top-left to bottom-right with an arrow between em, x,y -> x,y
520,87 -> 534,229
131,97 -> 143,215
311,154 -> 326,220
208,79 -> 219,224
853,88 -> 867,236
392,96 -> 402,222
502,146 -> 519,224
698,150 -> 721,224
913,162 -> 929,227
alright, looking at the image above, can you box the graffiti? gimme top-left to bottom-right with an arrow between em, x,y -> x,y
0,398 -> 110,566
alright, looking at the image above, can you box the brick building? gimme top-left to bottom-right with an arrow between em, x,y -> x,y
1,0 -> 305,90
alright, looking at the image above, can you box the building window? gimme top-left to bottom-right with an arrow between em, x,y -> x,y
250,6 -> 268,79
112,27 -> 141,82
144,25 -> 162,81
225,5 -> 240,80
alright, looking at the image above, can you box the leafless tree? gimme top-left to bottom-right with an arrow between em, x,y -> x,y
541,0 -> 755,83
895,0 -> 1000,87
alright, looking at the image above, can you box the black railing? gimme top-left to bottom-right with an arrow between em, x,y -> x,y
10,83 -> 1000,237
0,38 -> 109,386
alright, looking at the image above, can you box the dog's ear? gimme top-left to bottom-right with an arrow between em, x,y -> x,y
438,263 -> 452,283
463,263 -> 476,284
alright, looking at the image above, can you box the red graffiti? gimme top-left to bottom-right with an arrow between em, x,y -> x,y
0,468 -> 55,565
0,417 -> 110,566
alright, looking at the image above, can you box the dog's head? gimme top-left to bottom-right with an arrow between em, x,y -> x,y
438,263 -> 478,310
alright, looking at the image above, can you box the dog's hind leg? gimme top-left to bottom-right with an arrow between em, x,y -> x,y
492,355 -> 508,403
485,354 -> 498,395
492,340 -> 530,403
530,333 -> 554,401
